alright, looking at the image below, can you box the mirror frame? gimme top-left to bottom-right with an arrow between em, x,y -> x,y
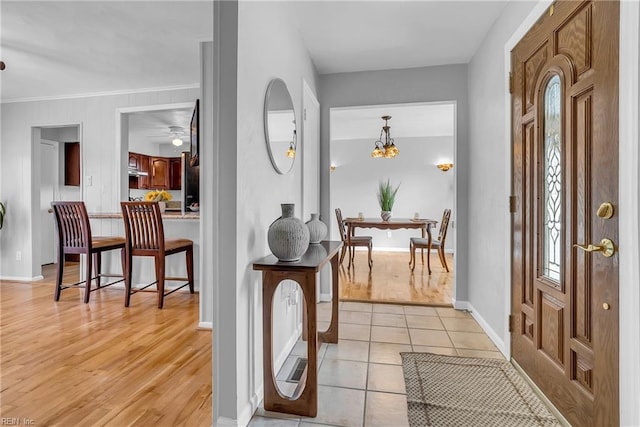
264,78 -> 296,175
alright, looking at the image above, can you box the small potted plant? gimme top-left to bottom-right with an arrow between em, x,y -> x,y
377,179 -> 400,221
144,189 -> 172,213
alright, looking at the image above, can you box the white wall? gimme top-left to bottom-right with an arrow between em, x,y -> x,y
466,1 -> 539,353
319,64 -> 469,302
329,136 -> 454,250
212,1 -> 320,424
0,87 -> 198,280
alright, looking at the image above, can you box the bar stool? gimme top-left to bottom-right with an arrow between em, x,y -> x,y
51,201 -> 125,303
120,201 -> 194,308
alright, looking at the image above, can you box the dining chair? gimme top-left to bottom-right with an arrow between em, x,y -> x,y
51,201 -> 126,303
409,208 -> 452,274
335,208 -> 373,269
120,201 -> 194,308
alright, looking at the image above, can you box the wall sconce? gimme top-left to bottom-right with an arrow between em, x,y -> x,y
437,163 -> 453,172
330,163 -> 336,172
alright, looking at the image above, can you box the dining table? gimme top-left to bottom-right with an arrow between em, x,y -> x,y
343,217 -> 437,267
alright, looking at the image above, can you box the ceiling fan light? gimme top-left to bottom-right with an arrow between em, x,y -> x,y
172,137 -> 183,146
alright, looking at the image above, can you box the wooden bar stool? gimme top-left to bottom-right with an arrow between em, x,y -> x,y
51,201 -> 125,303
120,201 -> 194,308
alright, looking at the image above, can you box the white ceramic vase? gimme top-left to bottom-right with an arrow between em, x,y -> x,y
305,213 -> 327,244
268,204 -> 310,262
158,201 -> 167,213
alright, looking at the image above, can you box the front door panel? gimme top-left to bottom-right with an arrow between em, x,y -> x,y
511,2 -> 619,425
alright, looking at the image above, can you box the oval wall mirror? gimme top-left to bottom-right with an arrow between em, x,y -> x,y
264,78 -> 296,174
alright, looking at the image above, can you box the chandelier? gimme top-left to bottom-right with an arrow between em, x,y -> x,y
371,115 -> 399,158
286,130 -> 297,159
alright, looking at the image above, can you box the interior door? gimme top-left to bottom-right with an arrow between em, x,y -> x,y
40,141 -> 58,265
511,1 -> 619,426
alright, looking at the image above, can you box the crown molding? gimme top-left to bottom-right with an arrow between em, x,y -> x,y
1,83 -> 199,104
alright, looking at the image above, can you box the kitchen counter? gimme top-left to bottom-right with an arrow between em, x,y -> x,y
86,213 -> 200,293
89,212 -> 199,220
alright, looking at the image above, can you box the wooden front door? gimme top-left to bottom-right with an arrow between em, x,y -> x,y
511,1 -> 619,425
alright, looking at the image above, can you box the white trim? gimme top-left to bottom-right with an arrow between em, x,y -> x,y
1,83 -> 199,104
619,2 -> 640,426
237,400 -> 254,427
214,416 -> 239,427
502,0 -> 554,368
319,292 -> 332,302
274,327 -> 301,378
451,298 -> 470,311
198,322 -> 213,330
0,275 -> 44,282
468,302 -> 507,357
115,101 -> 195,208
248,384 -> 264,426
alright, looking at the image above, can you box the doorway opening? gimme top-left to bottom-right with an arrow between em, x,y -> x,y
31,124 -> 82,276
329,101 -> 457,306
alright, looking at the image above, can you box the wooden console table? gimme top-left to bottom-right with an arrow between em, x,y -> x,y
253,240 -> 342,417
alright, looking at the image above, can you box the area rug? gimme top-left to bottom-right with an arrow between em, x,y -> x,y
400,352 -> 560,427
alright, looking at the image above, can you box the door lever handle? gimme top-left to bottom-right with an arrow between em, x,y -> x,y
574,238 -> 616,257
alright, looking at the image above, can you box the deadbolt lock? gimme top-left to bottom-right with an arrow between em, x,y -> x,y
596,202 -> 614,219
603,303 -> 611,311
574,238 -> 616,258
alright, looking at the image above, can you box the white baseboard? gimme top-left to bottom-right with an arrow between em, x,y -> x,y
319,292 -> 332,302
197,322 -> 212,330
452,298 -> 470,311
237,397 -> 255,427
214,416 -> 239,426
0,275 -> 44,281
274,327 -> 301,375
460,301 -> 507,357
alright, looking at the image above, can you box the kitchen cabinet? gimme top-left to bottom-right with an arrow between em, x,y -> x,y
128,152 -> 139,169
128,152 -> 151,189
64,142 -> 81,186
138,154 -> 150,189
129,153 -> 179,190
151,157 -> 170,189
170,158 -> 181,190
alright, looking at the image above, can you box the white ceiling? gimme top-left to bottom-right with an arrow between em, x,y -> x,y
331,103 -> 455,140
0,1 -> 214,102
287,1 -> 507,74
128,108 -> 193,145
1,1 -> 505,141
1,1 -> 508,102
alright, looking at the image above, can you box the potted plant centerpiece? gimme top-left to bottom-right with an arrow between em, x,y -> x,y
377,179 -> 400,221
145,189 -> 172,213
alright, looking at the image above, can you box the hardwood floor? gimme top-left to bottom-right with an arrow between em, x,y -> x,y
0,263 -> 211,426
339,250 -> 453,306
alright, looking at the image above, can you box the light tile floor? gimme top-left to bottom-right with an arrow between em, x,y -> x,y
249,301 -> 504,427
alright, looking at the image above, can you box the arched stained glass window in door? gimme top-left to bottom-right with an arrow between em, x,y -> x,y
543,75 -> 562,282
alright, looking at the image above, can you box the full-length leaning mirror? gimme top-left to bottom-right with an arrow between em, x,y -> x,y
264,78 -> 296,174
